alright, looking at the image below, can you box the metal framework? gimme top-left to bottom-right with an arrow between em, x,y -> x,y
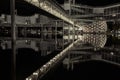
24,0 -> 80,27
0,0 -> 120,80
64,1 -> 120,22
26,39 -> 81,80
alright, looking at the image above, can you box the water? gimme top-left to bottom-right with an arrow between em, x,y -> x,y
0,34 -> 120,80
0,49 -> 12,80
41,60 -> 120,80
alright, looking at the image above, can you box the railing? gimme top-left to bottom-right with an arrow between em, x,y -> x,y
102,53 -> 120,64
70,3 -> 120,21
25,39 -> 80,80
24,0 -> 81,28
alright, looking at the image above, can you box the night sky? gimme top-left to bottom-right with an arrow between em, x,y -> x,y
56,0 -> 120,6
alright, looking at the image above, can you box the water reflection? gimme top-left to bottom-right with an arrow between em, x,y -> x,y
83,34 -> 107,49
0,21 -> 120,80
62,21 -> 120,70
63,33 -> 120,70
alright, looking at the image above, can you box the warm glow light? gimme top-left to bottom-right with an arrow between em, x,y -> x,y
63,36 -> 69,39
32,0 -> 38,2
110,52 -> 114,55
78,27 -> 83,30
26,78 -> 32,80
112,14 -> 116,17
78,35 -> 83,40
33,72 -> 38,76
26,78 -> 29,80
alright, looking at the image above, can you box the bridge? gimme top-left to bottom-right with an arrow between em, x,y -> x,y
0,0 -> 120,80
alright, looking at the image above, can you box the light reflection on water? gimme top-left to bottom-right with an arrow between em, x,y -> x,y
63,33 -> 120,70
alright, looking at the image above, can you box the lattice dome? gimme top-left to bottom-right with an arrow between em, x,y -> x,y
83,21 -> 107,48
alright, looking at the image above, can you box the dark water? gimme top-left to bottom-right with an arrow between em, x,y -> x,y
41,60 -> 120,80
1,48 -> 120,80
0,34 -> 120,80
0,48 -> 60,80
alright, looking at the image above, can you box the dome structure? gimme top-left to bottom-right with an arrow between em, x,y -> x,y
83,21 -> 107,48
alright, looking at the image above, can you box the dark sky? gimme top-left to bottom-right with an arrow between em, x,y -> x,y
56,0 -> 120,6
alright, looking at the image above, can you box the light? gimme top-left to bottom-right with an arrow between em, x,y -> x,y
26,78 -> 32,80
32,0 -> 38,2
78,27 -> 83,30
63,36 -> 69,39
29,78 -> 32,80
26,78 -> 29,80
33,72 -> 38,76
40,68 -> 44,72
25,40 -> 28,42
112,14 -> 116,17
43,64 -> 47,68
110,52 -> 114,55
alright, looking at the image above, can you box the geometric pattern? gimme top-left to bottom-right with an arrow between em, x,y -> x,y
83,21 -> 107,33
83,34 -> 107,48
83,21 -> 107,48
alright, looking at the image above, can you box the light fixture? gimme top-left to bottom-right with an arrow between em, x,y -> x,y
112,14 -> 116,17
32,0 -> 38,2
33,72 -> 38,76
110,52 -> 114,55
